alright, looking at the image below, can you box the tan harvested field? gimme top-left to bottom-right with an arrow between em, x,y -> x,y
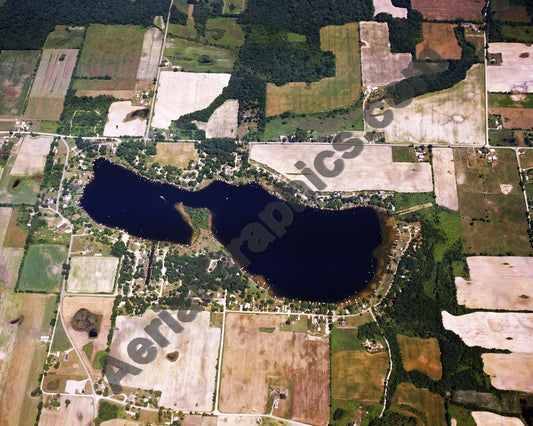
471,411 -> 525,426
391,382 -> 446,426
360,22 -> 413,87
10,135 -> 53,175
373,0 -> 407,17
154,142 -> 198,167
442,311 -> 533,352
110,310 -> 220,411
219,313 -> 329,425
487,43 -> 533,93
194,99 -> 238,138
0,248 -> 23,289
482,353 -> 533,393
331,350 -> 388,404
0,294 -> 53,426
456,257 -> 533,311
152,71 -> 231,129
489,107 -> 533,129
416,23 -> 461,60
66,256 -> 118,293
136,27 -> 163,81
266,23 -> 362,116
39,395 -> 94,426
368,64 -> 486,145
103,101 -> 148,137
62,296 -> 114,378
411,0 -> 484,21
432,148 -> 459,210
397,335 -> 442,381
25,98 -> 65,121
250,143 -> 433,192
0,207 -> 10,246
101,421 -> 142,426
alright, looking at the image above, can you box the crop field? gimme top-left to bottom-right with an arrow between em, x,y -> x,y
489,93 -> 533,109
44,26 -> 86,49
39,395 -> 94,426
164,38 -> 235,73
103,101 -> 148,137
369,65 -> 486,145
360,22 -> 412,88
416,23 -> 461,60
455,257 -> 533,311
391,382 -> 446,426
250,143 -> 433,192
489,107 -> 533,129
136,27 -> 163,81
223,0 -> 246,14
154,142 -> 199,167
487,43 -> 533,93
152,71 -> 231,128
167,21 -> 197,41
266,23 -> 361,117
410,0 -> 484,21
62,296 -> 114,379
442,311 -> 533,353
66,256 -> 118,293
17,244 -> 67,293
194,99 -> 238,138
10,135 -> 52,176
471,411 -> 526,426
432,148 -> 459,211
0,50 -> 40,116
482,353 -> 533,393
206,18 -> 245,48
220,313 -> 329,425
74,24 -> 145,92
397,335 -> 442,381
373,0 -> 407,18
501,25 -> 533,44
110,310 -> 220,411
492,0 -> 531,22
454,148 -> 531,255
24,49 -> 78,120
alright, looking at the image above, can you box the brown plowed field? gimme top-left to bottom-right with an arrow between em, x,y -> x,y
416,23 -> 462,60
489,107 -> 533,129
411,0 -> 484,21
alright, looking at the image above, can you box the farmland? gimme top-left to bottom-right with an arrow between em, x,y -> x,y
411,0 -> 484,21
164,38 -> 235,73
266,23 -> 361,116
136,27 -> 163,81
368,65 -> 486,145
456,257 -> 533,311
219,313 -> 330,425
38,395 -> 94,426
373,0 -> 407,18
152,71 -> 231,129
42,347 -> 87,393
391,382 -> 446,426
454,147 -> 531,255
250,143 -> 433,192
74,24 -> 145,92
194,99 -> 238,138
416,23 -> 462,60
206,18 -> 245,48
103,101 -> 148,137
482,353 -> 533,393
0,50 -> 40,116
66,256 -> 119,293
10,135 -> 52,176
109,310 -> 220,411
44,25 -> 86,49
432,148 -> 459,211
489,107 -> 533,129
17,244 -> 67,293
489,93 -> 533,109
487,43 -> 533,93
397,335 -> 442,381
154,142 -> 199,167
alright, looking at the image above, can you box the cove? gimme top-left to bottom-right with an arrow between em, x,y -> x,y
80,158 -> 385,303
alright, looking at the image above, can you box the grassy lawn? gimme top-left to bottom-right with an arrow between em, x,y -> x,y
44,25 -> 86,49
17,244 -> 68,293
0,155 -> 41,205
51,319 -> 71,352
38,120 -> 60,133
392,146 -> 417,162
489,93 -> 533,109
164,38 -> 235,72
206,18 -> 245,48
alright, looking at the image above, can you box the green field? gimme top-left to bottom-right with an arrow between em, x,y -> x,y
0,50 -> 40,116
206,18 -> 245,48
167,22 -> 197,40
164,38 -> 235,72
287,32 -> 307,42
0,155 -> 40,205
44,25 -> 86,49
392,146 -> 417,162
501,24 -> 533,43
489,93 -> 533,109
51,319 -> 72,352
223,0 -> 246,14
17,244 -> 68,293
489,128 -> 517,146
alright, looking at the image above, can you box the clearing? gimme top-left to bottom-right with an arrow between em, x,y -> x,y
219,313 -> 329,425
103,101 -> 148,137
0,50 -> 40,116
373,0 -> 407,18
410,0 -> 484,21
432,148 -> 459,211
266,23 -> 362,116
38,395 -> 94,426
487,43 -> 533,93
66,256 -> 119,293
416,23 -> 462,60
109,310 -> 220,411
17,244 -> 67,293
206,18 -> 245,48
25,49 -> 78,120
471,411 -> 525,426
164,38 -> 235,73
154,142 -> 199,168
136,27 -> 163,81
44,26 -> 86,49
223,0 -> 246,14
455,256 -> 533,311
360,22 -> 413,88
482,353 -> 533,393
442,311 -> 533,353
10,135 -> 53,176
397,335 -> 442,381
391,382 -> 446,426
152,71 -> 230,129
193,99 -> 238,138
250,143 -> 433,192
368,64 -> 486,145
